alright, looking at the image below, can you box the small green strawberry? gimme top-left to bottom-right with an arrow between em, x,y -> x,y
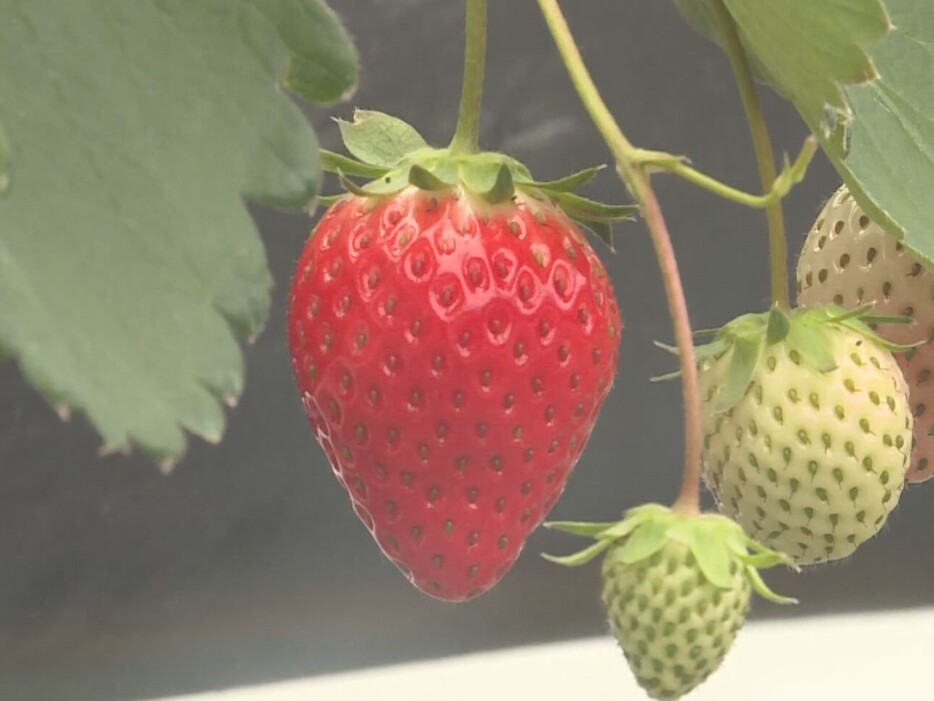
697,306 -> 912,565
546,505 -> 794,700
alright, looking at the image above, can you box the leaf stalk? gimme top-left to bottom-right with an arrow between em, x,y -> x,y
537,0 -> 702,514
709,0 -> 790,310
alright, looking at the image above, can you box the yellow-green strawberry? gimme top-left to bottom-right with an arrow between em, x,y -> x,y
545,504 -> 794,700
796,184 -> 934,483
698,306 -> 912,565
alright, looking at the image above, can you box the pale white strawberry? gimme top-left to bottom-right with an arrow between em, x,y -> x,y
698,306 -> 912,565
796,185 -> 934,482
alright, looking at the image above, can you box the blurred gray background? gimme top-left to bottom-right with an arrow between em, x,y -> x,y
0,2 -> 931,700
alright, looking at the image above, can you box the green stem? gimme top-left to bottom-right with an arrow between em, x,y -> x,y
709,0 -> 789,309
633,137 -> 817,209
449,0 -> 488,154
537,0 -> 700,515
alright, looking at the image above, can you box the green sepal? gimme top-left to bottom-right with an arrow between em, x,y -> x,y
324,109 -> 633,247
337,169 -> 373,197
574,219 -> 614,250
550,191 -> 638,222
553,192 -> 636,250
484,164 -> 516,204
360,168 -> 411,196
408,164 -> 453,191
766,307 -> 791,344
320,149 -> 389,178
715,334 -> 763,413
651,336 -> 728,382
860,313 -> 913,326
458,157 -> 506,195
689,526 -> 733,589
616,518 -> 669,564
541,540 -> 611,567
696,337 -> 730,361
823,303 -> 877,325
837,310 -> 922,353
745,566 -> 798,605
654,337 -> 729,363
521,165 -> 605,192
337,109 -> 427,167
786,316 -> 837,372
649,369 -> 682,383
692,302 -> 916,415
543,503 -> 796,605
545,520 -> 621,537
692,326 -> 722,339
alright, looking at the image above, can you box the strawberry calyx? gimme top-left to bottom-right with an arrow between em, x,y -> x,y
544,503 -> 796,604
317,109 -> 636,248
656,304 -> 920,412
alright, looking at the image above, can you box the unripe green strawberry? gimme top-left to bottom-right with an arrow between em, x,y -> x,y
601,536 -> 749,699
797,185 -> 934,483
546,505 -> 794,700
698,307 -> 912,565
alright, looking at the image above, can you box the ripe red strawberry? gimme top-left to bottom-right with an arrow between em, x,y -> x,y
287,111 -> 630,601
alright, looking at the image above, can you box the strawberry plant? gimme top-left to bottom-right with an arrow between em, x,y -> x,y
2,0 -> 934,698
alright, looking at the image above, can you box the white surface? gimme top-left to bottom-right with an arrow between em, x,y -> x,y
152,607 -> 934,700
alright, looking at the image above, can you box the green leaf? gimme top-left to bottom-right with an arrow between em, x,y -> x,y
673,0 -> 889,131
715,335 -> 763,412
337,109 -> 427,168
320,150 -> 389,178
824,0 -> 934,263
0,0 -> 357,462
273,0 -> 359,104
674,0 -> 934,267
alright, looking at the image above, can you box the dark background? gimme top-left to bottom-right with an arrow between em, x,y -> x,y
1,2 -> 931,700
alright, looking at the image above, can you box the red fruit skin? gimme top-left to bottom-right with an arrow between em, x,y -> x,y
287,189 -> 621,601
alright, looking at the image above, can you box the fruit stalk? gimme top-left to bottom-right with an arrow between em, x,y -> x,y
449,0 -> 487,155
709,0 -> 789,310
537,0 -> 701,513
